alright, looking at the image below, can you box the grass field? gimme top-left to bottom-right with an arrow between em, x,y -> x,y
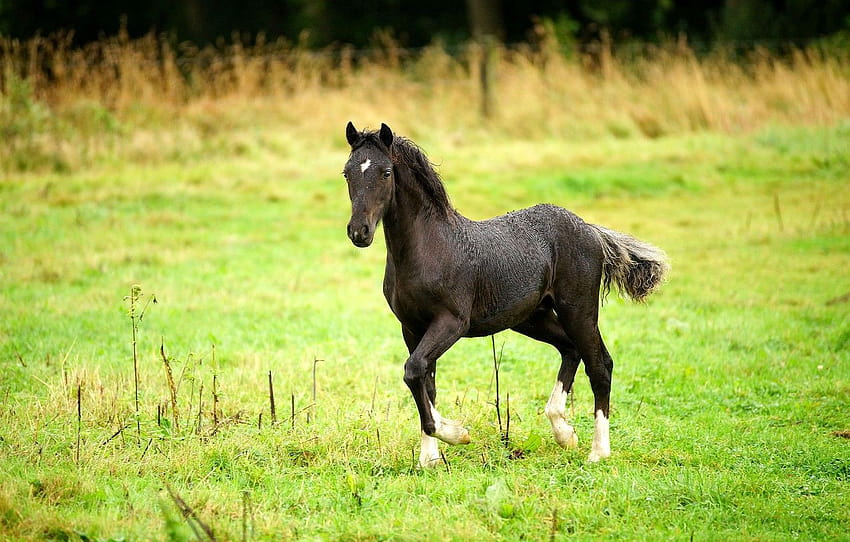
2,121 -> 849,541
2,31 -> 850,541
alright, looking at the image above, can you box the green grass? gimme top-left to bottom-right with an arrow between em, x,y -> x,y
1,122 -> 849,541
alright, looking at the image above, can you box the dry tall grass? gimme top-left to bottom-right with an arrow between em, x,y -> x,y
1,25 -> 848,172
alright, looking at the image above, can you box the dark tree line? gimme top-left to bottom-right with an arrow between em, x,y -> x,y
1,0 -> 848,47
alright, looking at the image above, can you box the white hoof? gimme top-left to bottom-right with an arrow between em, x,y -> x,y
587,450 -> 610,462
419,452 -> 443,469
587,449 -> 611,462
552,422 -> 579,449
418,433 -> 442,469
588,409 -> 611,462
434,417 -> 471,445
429,404 -> 471,445
545,381 -> 578,448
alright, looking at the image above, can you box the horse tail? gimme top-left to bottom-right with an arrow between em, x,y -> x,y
590,225 -> 670,303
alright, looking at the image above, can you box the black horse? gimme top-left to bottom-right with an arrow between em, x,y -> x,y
343,122 -> 668,467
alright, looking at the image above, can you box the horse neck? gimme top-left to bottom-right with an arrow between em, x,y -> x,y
383,165 -> 455,265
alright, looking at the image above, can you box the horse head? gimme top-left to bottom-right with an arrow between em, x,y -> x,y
343,121 -> 395,248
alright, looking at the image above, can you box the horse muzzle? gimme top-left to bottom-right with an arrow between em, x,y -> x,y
347,221 -> 374,248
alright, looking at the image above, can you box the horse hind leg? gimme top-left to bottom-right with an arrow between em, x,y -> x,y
546,379 -> 579,448
586,339 -> 614,462
512,310 -> 581,449
555,303 -> 613,462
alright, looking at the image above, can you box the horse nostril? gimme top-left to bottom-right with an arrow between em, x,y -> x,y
360,225 -> 369,238
347,223 -> 354,238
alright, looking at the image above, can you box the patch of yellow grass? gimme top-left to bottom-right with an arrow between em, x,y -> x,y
1,26 -> 848,173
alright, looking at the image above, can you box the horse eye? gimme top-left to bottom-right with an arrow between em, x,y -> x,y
342,171 -> 348,179
383,169 -> 392,179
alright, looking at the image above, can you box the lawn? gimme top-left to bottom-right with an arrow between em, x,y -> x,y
0,116 -> 848,541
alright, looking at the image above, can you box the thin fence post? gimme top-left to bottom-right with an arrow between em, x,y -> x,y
479,35 -> 497,119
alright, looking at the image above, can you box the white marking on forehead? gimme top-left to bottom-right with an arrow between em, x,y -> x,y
360,158 -> 371,173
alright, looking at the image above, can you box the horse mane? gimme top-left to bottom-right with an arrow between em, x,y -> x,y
358,130 -> 455,218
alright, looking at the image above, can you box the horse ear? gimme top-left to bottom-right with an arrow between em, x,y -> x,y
379,123 -> 394,149
346,121 -> 359,146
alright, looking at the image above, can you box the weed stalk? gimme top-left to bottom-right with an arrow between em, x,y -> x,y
550,507 -> 559,542
774,193 -> 784,232
242,490 -> 251,542
491,335 -> 503,438
212,374 -> 219,429
126,285 -> 155,444
102,422 -> 130,446
128,285 -> 141,443
160,339 -> 179,430
370,375 -> 378,417
75,382 -> 81,464
309,357 -> 322,423
504,391 -> 511,448
196,384 -> 204,435
166,482 -> 218,542
268,371 -> 277,425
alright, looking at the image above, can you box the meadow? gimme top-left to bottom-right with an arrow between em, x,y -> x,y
1,29 -> 849,541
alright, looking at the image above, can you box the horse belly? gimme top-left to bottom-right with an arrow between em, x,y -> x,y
467,278 -> 547,337
467,303 -> 542,336
465,238 -> 553,336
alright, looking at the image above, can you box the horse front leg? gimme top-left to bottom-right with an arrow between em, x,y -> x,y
402,327 -> 442,467
402,313 -> 470,468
